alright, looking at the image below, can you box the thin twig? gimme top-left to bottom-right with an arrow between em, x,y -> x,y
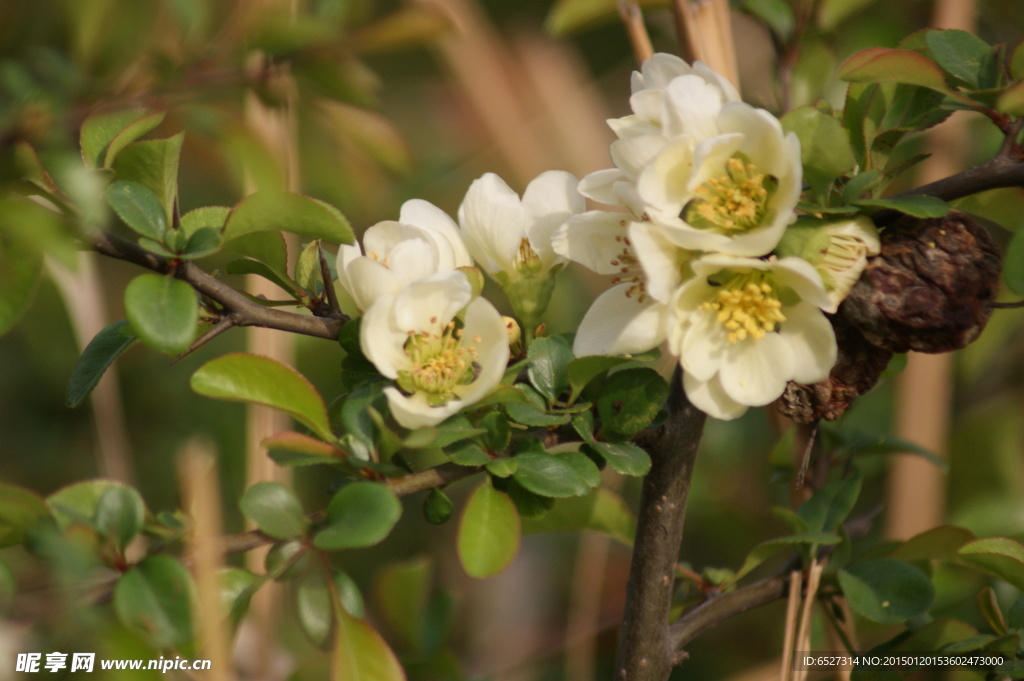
318,243 -> 342,318
617,1 -> 654,65
172,317 -> 236,364
670,0 -> 701,64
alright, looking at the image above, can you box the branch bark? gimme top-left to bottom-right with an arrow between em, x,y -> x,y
89,230 -> 345,341
614,371 -> 706,680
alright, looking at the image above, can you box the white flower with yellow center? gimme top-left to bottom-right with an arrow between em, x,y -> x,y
336,199 -> 472,313
552,210 -> 697,357
458,170 -> 585,331
360,271 -> 509,429
670,255 -> 837,420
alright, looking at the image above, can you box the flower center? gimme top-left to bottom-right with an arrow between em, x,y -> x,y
700,274 -> 785,343
396,320 -> 480,406
515,237 -> 544,275
608,229 -> 648,303
684,156 -> 777,235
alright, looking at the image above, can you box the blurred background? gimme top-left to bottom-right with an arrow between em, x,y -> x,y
1,0 -> 1023,679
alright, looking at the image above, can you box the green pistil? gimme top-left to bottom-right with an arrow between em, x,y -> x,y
396,321 -> 479,406
683,155 -> 777,235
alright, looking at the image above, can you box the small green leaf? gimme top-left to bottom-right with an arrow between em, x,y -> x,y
457,480 -> 520,578
0,483 -> 49,548
80,108 -> 163,169
48,480 -> 147,533
124,274 -> 197,355
978,586 -> 1008,635
890,525 -> 976,562
102,111 -> 167,169
334,571 -> 365,619
219,567 -> 257,628
181,206 -> 230,237
798,472 -> 862,534
239,483 -> 308,540
66,320 -> 138,408
527,335 -> 573,403
114,555 -> 195,648
225,258 -> 304,297
596,368 -> 668,441
504,401 -> 571,427
0,237 -> 42,338
1004,230 -> 1024,295
840,47 -> 952,94
734,532 -> 842,581
585,441 -> 652,477
179,228 -> 222,259
566,355 -> 632,403
265,541 -> 311,581
295,240 -> 322,294
106,180 -> 167,240
485,458 -> 518,478
296,566 -> 334,649
959,537 -> 1024,591
423,489 -> 454,525
94,486 -> 145,550
446,440 -> 491,466
314,483 -> 402,551
839,558 -> 935,624
374,557 -> 432,653
512,451 -> 599,498
852,195 -> 950,218
191,353 -> 334,441
522,488 -> 636,545
478,411 -> 511,452
333,607 -> 407,681
113,133 -> 185,224
223,191 -> 354,245
925,29 -> 997,90
780,107 -> 857,193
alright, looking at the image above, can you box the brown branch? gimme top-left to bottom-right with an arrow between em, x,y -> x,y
614,370 -> 706,681
89,230 -> 346,340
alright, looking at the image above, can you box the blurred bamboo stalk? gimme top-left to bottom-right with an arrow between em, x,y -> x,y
618,1 -> 654,65
671,0 -> 739,88
885,0 -> 977,540
179,440 -> 234,681
49,252 -> 134,483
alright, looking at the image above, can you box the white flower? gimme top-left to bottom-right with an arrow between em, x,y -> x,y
360,271 -> 509,429
552,210 -> 696,356
669,254 -> 837,420
336,199 -> 472,312
773,216 -> 881,312
636,102 -> 802,256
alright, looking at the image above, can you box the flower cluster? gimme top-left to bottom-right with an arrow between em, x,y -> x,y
337,172 -> 584,428
555,54 -> 879,420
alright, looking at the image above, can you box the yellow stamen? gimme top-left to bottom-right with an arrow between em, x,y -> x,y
684,156 -> 775,235
699,274 -> 785,343
397,320 -> 479,405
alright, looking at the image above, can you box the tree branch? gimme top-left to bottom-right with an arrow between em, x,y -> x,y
614,370 -> 706,681
88,230 -> 346,341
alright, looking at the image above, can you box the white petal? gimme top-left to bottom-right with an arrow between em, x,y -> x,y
522,170 -> 583,267
773,257 -> 832,310
640,53 -> 693,90
692,61 -> 741,103
636,137 -> 696,212
779,302 -> 837,384
683,372 -> 748,421
630,222 -> 693,303
718,333 -> 794,406
610,134 -> 668,180
452,297 -> 509,406
345,258 -> 401,312
399,198 -> 474,268
578,169 -> 626,204
663,75 -> 725,140
458,173 -> 525,274
551,211 -> 632,275
384,386 -> 461,429
360,294 -> 404,379
679,310 -> 726,382
387,239 -> 443,288
687,133 -> 745,192
573,285 -> 667,357
391,271 -> 471,333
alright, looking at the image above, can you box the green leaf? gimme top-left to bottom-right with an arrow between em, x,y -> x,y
522,488 -> 636,545
1004,230 -> 1024,295
296,566 -> 334,648
504,400 -> 571,427
527,335 -> 573,403
485,458 -> 518,478
374,557 -> 432,653
978,586 -> 1008,635
94,486 -> 145,550
585,441 -> 651,477
0,483 -> 49,548
265,540 -> 311,582
334,571 -> 365,618
734,532 -> 842,582
445,440 -> 491,466
314,483 -> 402,551
225,258 -> 304,297
80,108 -> 163,169
925,29 -> 997,90
295,240 -> 322,294
890,525 -> 976,562
457,480 -> 520,578
223,191 -> 354,245
959,537 -> 1024,591
181,206 -> 230,237
840,47 -> 952,94
478,411 -> 511,452
219,567 -> 257,628
114,555 -> 195,648
239,483 -> 309,540
839,558 -> 935,624
48,480 -> 147,533
179,227 -> 222,259
226,231 -> 290,276
333,608 -> 407,681
66,320 -> 138,408
124,274 -> 197,355
512,450 -> 600,498
596,368 -> 668,441
798,472 -> 862,534
113,133 -> 185,224
852,195 -> 950,218
954,187 -> 1024,233
566,355 -> 633,403
0,236 -> 42,338
741,0 -> 794,38
106,180 -> 167,241
816,0 -> 877,31
423,489 -> 454,525
191,353 -> 334,441
780,107 -> 857,193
